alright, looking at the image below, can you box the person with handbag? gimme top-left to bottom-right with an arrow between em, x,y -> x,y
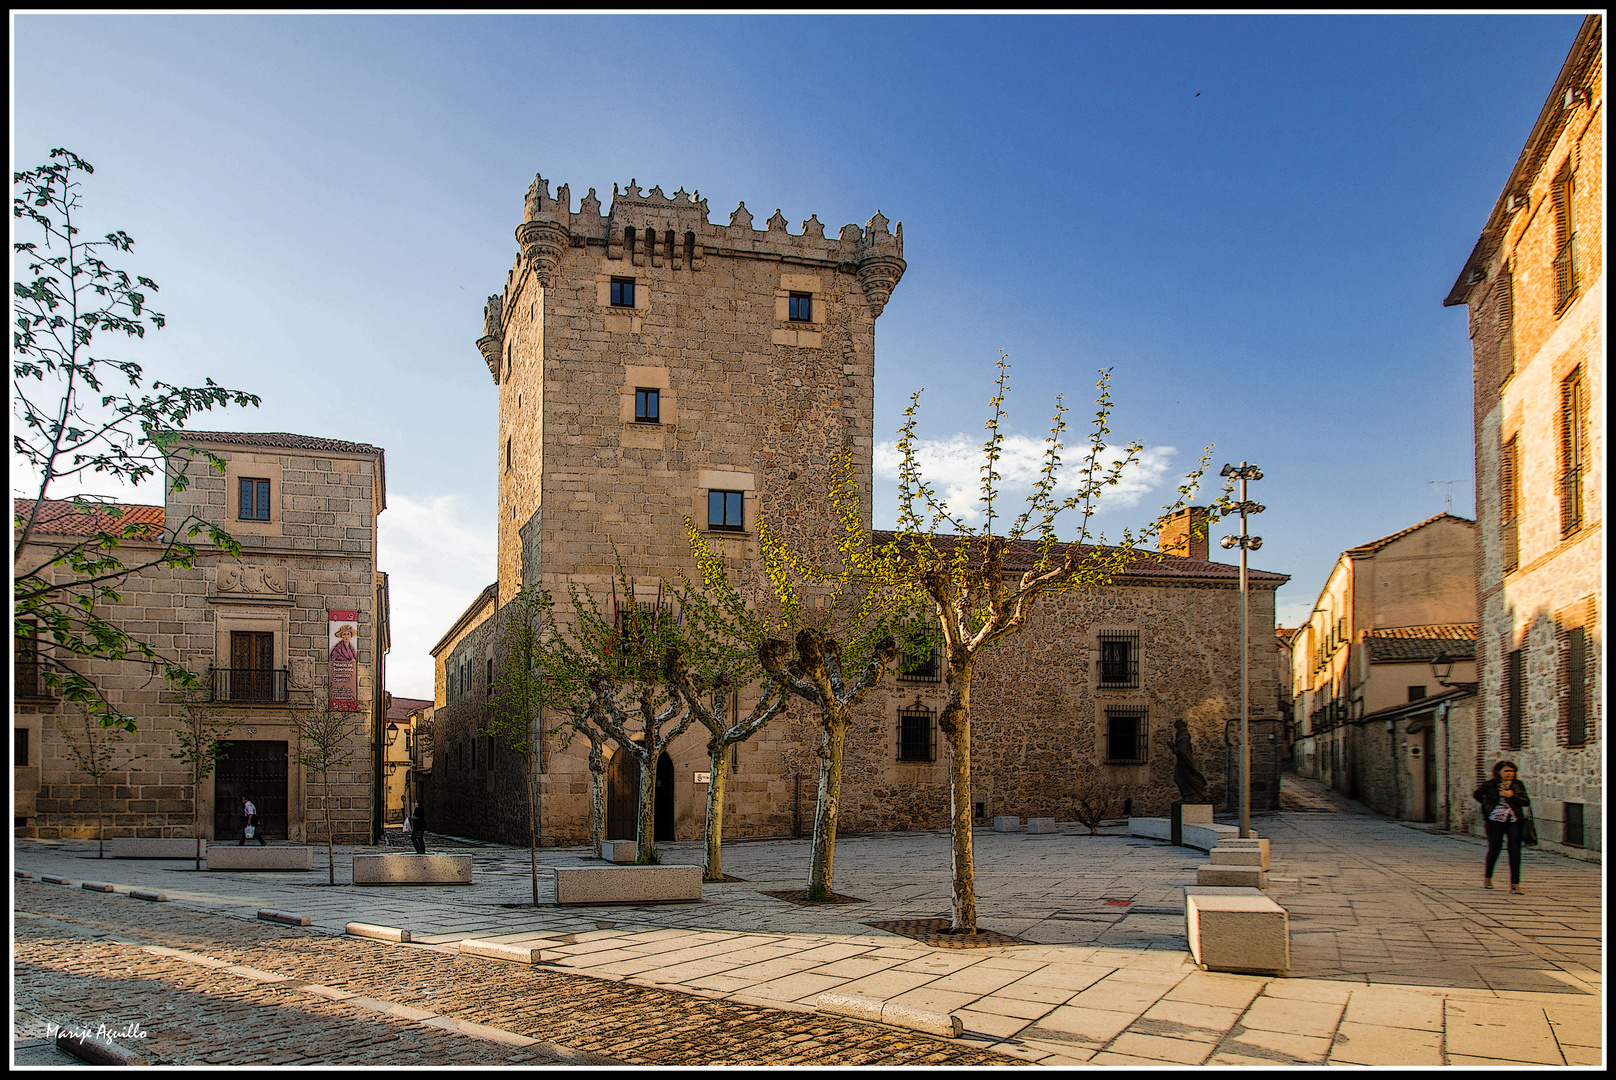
1474,760 -> 1530,893
239,796 -> 266,846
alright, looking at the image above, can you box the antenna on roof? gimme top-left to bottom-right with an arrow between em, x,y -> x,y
1428,480 -> 1466,514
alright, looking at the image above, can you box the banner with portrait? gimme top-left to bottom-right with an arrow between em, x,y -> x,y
327,609 -> 360,711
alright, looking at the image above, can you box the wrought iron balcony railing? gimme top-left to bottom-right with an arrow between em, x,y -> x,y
210,667 -> 289,704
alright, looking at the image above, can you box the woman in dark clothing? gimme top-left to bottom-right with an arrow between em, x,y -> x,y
1474,760 -> 1530,894
409,800 -> 426,855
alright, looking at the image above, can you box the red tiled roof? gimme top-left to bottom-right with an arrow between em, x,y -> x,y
177,430 -> 383,456
1363,624 -> 1479,641
1346,513 -> 1473,556
15,498 -> 165,537
869,531 -> 1288,585
386,696 -> 434,721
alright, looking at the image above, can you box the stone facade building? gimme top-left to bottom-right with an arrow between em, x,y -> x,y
425,175 -> 1288,846
1445,15 -> 1603,859
13,431 -> 389,845
1290,513 -> 1479,824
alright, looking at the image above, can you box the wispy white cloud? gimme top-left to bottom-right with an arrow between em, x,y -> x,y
378,493 -> 496,700
873,433 -> 1178,527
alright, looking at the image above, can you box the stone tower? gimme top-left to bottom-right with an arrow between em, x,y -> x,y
479,175 -> 906,606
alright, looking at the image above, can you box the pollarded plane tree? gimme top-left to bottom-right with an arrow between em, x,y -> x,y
483,585 -> 548,904
13,149 -> 260,730
857,354 -> 1223,933
683,491 -> 926,902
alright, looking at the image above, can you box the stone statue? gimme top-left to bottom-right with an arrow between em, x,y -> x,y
1168,719 -> 1210,804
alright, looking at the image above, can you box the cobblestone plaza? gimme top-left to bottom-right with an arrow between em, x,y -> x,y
13,777 -> 1603,1067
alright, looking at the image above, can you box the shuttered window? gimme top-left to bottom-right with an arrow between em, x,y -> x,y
1494,268 -> 1515,384
1559,368 -> 1587,537
1552,167 -> 1576,312
1506,648 -> 1525,751
1501,435 -> 1520,572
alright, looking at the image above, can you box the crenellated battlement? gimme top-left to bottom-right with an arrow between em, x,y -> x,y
511,173 -> 904,313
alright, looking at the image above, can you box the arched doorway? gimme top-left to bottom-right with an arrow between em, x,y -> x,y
655,752 -> 674,841
606,751 -> 638,840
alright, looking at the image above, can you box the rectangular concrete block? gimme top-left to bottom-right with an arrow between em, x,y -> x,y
601,840 -> 637,863
208,846 -> 314,871
1210,838 -> 1270,870
352,854 -> 472,885
1129,817 -> 1171,841
459,939 -> 545,964
1178,803 -> 1215,825
258,910 -> 312,927
104,837 -> 206,859
1197,864 -> 1268,889
1026,817 -> 1058,833
1182,823 -> 1248,852
993,816 -> 1023,832
346,922 -> 410,942
554,864 -> 702,905
1184,886 -> 1289,974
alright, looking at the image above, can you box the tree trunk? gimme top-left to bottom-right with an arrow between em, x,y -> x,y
326,798 -> 336,886
588,751 -> 606,858
97,787 -> 105,859
703,740 -> 728,882
526,763 -> 539,907
807,709 -> 849,901
194,774 -> 203,872
636,747 -> 658,863
940,669 -> 978,933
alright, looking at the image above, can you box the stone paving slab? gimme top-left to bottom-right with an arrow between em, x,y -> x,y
12,773 -> 1603,1067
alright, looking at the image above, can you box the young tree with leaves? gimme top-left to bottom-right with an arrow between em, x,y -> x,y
55,704 -> 145,859
854,355 -> 1222,933
169,679 -> 234,871
291,696 -> 362,885
13,148 -> 260,729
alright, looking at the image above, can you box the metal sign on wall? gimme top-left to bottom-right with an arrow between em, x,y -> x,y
327,609 -> 360,711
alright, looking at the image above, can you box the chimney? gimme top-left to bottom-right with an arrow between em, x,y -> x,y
1158,506 -> 1209,560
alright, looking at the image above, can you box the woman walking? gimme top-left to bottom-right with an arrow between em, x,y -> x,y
1474,761 -> 1530,894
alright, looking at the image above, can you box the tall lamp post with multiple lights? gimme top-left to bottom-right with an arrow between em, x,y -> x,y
1220,462 -> 1264,839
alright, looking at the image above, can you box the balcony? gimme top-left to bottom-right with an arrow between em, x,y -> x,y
210,667 -> 289,704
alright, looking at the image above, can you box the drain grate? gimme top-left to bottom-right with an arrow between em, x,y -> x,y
865,918 -> 1032,948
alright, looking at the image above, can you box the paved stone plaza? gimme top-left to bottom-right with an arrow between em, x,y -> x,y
12,776 -> 1603,1066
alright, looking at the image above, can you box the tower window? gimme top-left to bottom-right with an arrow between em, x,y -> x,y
788,292 -> 813,322
708,490 -> 744,532
611,277 -> 636,307
635,388 -> 660,423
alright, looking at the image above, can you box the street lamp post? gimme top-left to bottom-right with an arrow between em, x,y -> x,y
1220,462 -> 1264,840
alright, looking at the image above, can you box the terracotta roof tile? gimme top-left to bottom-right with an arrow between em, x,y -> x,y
386,696 -> 434,721
1364,624 -> 1479,663
869,530 -> 1288,584
1364,624 -> 1479,641
1345,513 -> 1474,556
176,430 -> 383,456
15,498 -> 165,537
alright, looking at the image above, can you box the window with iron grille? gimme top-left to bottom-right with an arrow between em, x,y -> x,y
897,705 -> 936,762
635,387 -> 660,423
15,727 -> 28,768
898,643 -> 940,682
1098,630 -> 1139,689
239,478 -> 271,520
14,622 -> 43,698
1501,435 -> 1520,572
1506,647 -> 1524,750
1104,707 -> 1149,764
1559,368 -> 1587,537
610,277 -> 636,307
487,658 -> 494,701
1562,624 -> 1588,748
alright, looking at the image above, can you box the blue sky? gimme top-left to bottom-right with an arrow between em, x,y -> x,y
12,13 -> 1586,699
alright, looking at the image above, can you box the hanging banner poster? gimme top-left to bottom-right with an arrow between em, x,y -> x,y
327,610 -> 360,711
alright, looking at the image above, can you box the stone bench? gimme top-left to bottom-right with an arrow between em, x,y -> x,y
1210,838 -> 1271,871
601,840 -> 637,864
352,854 -> 473,885
1026,817 -> 1059,834
1129,816 -> 1172,842
207,846 -> 314,871
1182,822 -> 1250,852
103,838 -> 206,860
992,816 -> 1022,832
1184,886 -> 1289,975
553,864 -> 702,905
1196,864 -> 1267,889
